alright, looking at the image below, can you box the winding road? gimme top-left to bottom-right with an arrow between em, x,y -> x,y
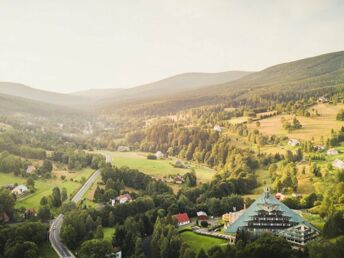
49,169 -> 101,258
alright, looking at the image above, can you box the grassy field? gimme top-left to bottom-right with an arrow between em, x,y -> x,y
101,151 -> 217,185
0,168 -> 94,209
248,103 -> 344,143
180,231 -> 227,254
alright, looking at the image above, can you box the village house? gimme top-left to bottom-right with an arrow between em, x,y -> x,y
288,139 -> 300,146
117,146 -> 130,152
275,192 -> 285,201
213,125 -> 222,132
175,213 -> 190,227
11,185 -> 29,196
155,151 -> 165,159
197,211 -> 208,221
112,193 -> 133,205
317,96 -> 329,103
26,165 -> 36,174
332,159 -> 344,169
327,148 -> 339,155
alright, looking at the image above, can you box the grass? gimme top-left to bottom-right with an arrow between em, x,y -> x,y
103,227 -> 115,241
248,103 -> 344,143
0,168 -> 94,210
301,212 -> 325,230
40,242 -> 58,258
227,116 -> 249,125
100,151 -> 216,185
180,231 -> 227,254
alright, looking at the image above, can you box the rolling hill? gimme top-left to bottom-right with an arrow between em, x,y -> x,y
0,93 -> 83,117
0,82 -> 87,107
104,51 -> 344,116
73,71 -> 251,103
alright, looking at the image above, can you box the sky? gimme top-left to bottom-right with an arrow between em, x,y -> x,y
0,0 -> 343,93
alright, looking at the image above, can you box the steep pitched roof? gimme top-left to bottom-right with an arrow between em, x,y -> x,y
225,190 -> 318,234
175,213 -> 190,223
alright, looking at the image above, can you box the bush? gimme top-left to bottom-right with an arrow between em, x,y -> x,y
147,154 -> 157,160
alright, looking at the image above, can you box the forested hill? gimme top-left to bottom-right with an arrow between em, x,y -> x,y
106,51 -> 344,116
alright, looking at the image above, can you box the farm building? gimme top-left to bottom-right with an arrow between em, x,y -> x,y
332,159 -> 344,169
11,185 -> 29,196
175,213 -> 190,227
317,96 -> 329,103
197,211 -> 208,221
224,188 -> 319,248
288,139 -> 300,146
327,148 -> 339,155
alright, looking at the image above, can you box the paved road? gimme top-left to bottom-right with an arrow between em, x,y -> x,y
49,169 -> 101,258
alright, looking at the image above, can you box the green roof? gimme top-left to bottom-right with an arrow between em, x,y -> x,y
224,190 -> 319,234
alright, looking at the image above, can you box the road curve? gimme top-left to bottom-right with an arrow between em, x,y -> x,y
49,169 -> 101,258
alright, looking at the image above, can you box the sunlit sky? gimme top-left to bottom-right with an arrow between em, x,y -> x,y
0,0 -> 343,93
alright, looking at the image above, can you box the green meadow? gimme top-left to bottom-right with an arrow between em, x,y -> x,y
180,231 -> 227,254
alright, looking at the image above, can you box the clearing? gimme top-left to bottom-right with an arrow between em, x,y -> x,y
180,231 -> 227,254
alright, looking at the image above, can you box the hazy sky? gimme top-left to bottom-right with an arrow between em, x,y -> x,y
0,0 -> 343,93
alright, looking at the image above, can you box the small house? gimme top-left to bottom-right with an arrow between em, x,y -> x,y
175,213 -> 190,226
318,96 -> 329,103
197,211 -> 208,221
288,139 -> 300,147
117,146 -> 130,152
155,151 -> 165,159
116,194 -> 132,204
214,125 -> 222,132
332,159 -> 344,169
26,165 -> 36,174
327,148 -> 339,155
11,185 -> 29,196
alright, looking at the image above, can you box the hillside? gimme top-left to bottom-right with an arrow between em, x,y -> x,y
82,71 -> 251,103
0,82 -> 87,107
0,93 -> 83,117
105,51 -> 344,116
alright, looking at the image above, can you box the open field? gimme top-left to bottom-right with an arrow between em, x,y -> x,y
180,231 -> 227,254
0,168 -> 94,209
248,104 -> 344,143
101,151 -> 217,185
227,116 -> 249,125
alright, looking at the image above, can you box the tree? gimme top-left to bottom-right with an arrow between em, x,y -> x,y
37,206 -> 51,222
0,188 -> 15,223
26,177 -> 35,190
51,187 -> 62,207
197,249 -> 208,258
40,196 -> 48,206
95,225 -> 104,239
61,188 -> 68,202
79,239 -> 113,258
323,211 -> 344,238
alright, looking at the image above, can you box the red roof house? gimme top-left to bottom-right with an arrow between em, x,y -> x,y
197,211 -> 208,221
175,213 -> 190,226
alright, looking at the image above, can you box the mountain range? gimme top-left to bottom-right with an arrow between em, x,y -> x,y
0,51 -> 343,116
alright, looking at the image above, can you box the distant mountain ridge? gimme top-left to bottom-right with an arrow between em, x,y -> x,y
71,71 -> 252,103
105,51 -> 344,115
0,82 -> 87,107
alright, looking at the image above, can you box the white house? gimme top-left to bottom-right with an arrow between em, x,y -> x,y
327,148 -> 339,155
11,185 -> 29,196
318,96 -> 329,103
333,159 -> 344,169
214,125 -> 222,132
155,151 -> 165,159
288,139 -> 300,146
117,146 -> 130,152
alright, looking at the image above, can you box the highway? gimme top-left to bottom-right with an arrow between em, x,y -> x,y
49,169 -> 101,258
